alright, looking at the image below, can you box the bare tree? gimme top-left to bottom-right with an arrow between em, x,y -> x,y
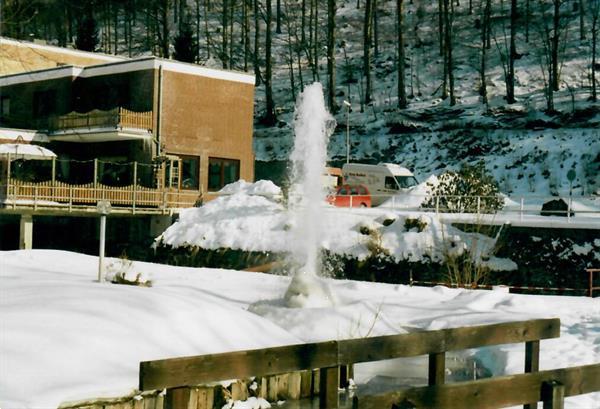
397,0 -> 407,108
363,0 -> 374,104
327,0 -> 337,112
265,0 -> 277,124
589,0 -> 600,100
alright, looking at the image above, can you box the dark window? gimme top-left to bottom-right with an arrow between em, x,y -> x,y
338,187 -> 348,195
208,157 -> 240,191
0,96 -> 10,118
397,176 -> 419,188
33,90 -> 57,117
385,176 -> 399,190
181,156 -> 200,190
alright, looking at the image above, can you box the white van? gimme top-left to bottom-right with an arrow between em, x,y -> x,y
341,163 -> 418,206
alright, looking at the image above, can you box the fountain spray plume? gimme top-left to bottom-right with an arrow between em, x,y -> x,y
284,83 -> 337,308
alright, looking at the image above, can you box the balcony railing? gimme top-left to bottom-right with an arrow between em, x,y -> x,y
0,158 -> 200,213
48,108 -> 153,133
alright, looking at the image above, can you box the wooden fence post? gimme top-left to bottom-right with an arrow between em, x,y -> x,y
165,387 -> 190,409
524,340 -> 540,409
542,380 -> 565,409
319,366 -> 339,409
428,352 -> 445,386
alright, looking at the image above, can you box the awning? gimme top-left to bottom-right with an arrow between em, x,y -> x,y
0,143 -> 57,160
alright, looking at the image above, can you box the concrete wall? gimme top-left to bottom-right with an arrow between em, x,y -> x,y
159,70 -> 255,193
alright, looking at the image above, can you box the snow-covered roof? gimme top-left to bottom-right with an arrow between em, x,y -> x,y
0,37 -> 125,63
0,56 -> 256,87
0,127 -> 49,143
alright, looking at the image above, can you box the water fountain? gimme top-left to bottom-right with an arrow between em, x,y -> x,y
283,83 -> 338,308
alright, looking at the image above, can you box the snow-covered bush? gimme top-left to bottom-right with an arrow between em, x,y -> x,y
105,258 -> 152,287
422,162 -> 503,213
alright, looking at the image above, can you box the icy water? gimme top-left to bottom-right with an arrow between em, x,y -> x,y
279,354 -> 490,408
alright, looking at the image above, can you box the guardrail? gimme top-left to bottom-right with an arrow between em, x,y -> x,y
135,318 -> 596,409
48,108 -> 153,132
325,192 -> 600,220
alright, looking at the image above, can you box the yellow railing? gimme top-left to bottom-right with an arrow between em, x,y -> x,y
49,108 -> 153,132
1,179 -> 200,212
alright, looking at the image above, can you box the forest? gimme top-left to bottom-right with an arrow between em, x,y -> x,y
1,0 -> 598,124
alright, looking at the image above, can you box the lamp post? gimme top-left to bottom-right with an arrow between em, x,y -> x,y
343,100 -> 351,164
96,200 -> 112,282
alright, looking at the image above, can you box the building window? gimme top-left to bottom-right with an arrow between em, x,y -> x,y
208,157 -> 240,191
181,156 -> 200,190
33,89 -> 57,117
0,97 -> 10,119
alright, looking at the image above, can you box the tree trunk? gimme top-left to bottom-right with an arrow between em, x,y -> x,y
551,0 -> 560,91
265,0 -> 277,124
579,0 -> 586,41
364,0 -> 374,104
397,0 -> 407,108
276,0 -> 282,34
222,0 -> 229,68
438,0 -> 444,55
373,0 -> 379,58
327,0 -> 337,112
443,0 -> 455,105
314,0 -> 320,81
480,0 -> 490,104
592,11 -> 598,101
196,0 -> 201,62
507,0 -> 517,103
525,0 -> 530,42
253,0 -> 261,85
204,0 -> 211,58
243,0 -> 250,71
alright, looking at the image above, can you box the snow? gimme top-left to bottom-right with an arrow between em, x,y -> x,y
157,182 -> 516,268
218,179 -> 282,198
1,250 -> 598,408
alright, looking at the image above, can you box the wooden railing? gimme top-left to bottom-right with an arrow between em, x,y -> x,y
135,318 -> 600,409
2,179 -> 200,211
48,108 -> 153,132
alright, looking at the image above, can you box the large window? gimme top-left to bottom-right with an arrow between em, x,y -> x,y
33,89 -> 56,118
208,157 -> 240,191
181,156 -> 200,190
0,96 -> 10,119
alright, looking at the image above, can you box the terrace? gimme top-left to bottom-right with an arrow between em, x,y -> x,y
46,108 -> 154,142
0,156 -> 200,214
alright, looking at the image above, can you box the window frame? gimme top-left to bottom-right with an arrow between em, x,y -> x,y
208,157 -> 240,192
179,155 -> 201,191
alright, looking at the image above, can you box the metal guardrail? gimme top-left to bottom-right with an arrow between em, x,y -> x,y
325,192 -> 600,220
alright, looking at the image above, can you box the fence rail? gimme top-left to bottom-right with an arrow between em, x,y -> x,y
355,363 -> 600,409
1,179 -> 200,211
48,108 -> 153,132
139,319 -> 567,409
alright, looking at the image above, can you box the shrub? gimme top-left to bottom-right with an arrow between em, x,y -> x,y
423,161 -> 503,213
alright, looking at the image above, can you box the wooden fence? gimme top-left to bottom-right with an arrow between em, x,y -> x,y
48,108 -> 153,132
2,179 -> 200,211
135,318 -> 600,409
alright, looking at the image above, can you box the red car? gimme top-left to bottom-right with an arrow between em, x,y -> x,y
327,184 -> 372,208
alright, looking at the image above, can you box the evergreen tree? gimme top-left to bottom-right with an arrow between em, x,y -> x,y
174,19 -> 198,63
75,10 -> 99,52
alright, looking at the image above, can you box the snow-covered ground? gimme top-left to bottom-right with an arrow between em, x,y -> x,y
1,250 -> 598,409
157,181 -> 600,270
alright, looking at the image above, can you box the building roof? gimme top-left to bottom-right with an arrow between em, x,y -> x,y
0,40 -> 256,87
0,37 -> 124,76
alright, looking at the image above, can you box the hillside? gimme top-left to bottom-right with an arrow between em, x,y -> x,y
3,0 -> 599,195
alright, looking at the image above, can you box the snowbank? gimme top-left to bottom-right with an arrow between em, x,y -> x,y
1,250 -> 598,408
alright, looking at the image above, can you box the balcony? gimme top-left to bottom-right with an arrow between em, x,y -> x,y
0,158 -> 200,214
47,108 -> 153,142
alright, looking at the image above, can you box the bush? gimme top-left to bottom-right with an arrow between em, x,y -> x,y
423,162 -> 503,213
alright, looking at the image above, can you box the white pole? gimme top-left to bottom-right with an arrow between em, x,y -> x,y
98,214 -> 106,282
